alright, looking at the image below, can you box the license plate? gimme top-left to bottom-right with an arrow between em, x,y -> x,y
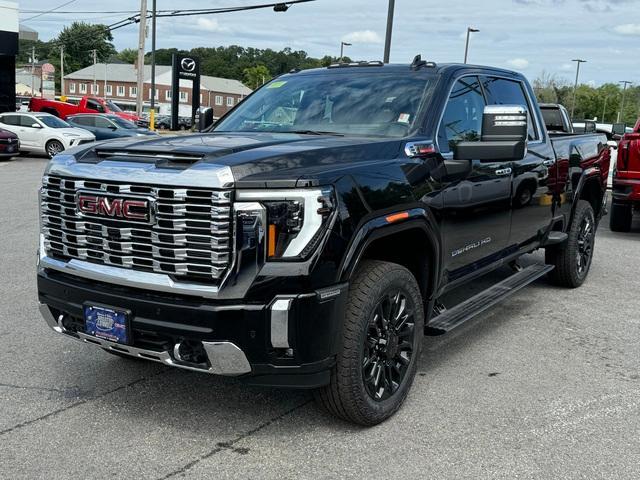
84,305 -> 129,344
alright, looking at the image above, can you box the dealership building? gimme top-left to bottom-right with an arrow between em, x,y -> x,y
63,64 -> 252,118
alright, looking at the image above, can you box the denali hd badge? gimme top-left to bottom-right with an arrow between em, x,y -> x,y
76,193 -> 153,223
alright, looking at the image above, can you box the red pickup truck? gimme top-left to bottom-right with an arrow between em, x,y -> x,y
29,96 -> 147,127
610,118 -> 640,231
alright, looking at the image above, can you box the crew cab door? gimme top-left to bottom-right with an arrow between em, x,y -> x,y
481,76 -> 555,247
436,76 -> 512,277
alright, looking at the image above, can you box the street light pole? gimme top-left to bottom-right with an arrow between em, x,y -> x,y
340,41 -> 351,61
150,0 -> 157,130
570,59 -> 586,120
92,49 -> 97,95
618,80 -> 632,123
383,0 -> 395,63
463,27 -> 479,64
60,45 -> 64,96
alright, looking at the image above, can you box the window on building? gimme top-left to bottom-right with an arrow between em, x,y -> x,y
90,84 -> 98,95
117,85 -> 125,97
147,88 -> 158,100
130,86 -> 138,98
79,83 -> 87,94
106,85 -> 112,96
69,83 -> 76,93
215,95 -> 223,106
165,90 -> 171,101
179,91 -> 188,102
200,93 -> 203,104
226,97 -> 234,107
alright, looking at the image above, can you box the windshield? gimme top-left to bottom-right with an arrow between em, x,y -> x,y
214,71 -> 433,138
105,100 -> 123,112
38,116 -> 70,128
111,117 -> 138,129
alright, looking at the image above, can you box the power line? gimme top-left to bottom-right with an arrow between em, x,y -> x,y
22,0 -> 78,22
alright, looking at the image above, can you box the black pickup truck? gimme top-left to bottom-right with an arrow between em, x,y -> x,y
38,60 -> 610,425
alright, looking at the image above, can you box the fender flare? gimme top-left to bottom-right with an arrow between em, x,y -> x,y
338,207 -> 441,301
569,166 -> 605,226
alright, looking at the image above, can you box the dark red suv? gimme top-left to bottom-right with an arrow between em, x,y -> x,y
611,118 -> 640,231
0,127 -> 19,160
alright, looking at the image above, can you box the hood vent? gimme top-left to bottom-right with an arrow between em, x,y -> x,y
95,149 -> 205,164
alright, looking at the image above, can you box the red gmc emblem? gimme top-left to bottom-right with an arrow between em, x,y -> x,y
76,193 -> 152,222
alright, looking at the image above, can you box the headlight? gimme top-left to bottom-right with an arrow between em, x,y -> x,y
236,188 -> 334,260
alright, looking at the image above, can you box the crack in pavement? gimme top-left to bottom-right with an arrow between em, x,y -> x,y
0,370 -> 168,436
156,399 -> 313,480
0,383 -> 67,394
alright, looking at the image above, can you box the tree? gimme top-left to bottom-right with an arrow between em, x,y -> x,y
116,48 -> 138,64
243,65 -> 271,89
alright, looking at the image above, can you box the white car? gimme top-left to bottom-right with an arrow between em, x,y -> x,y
0,112 -> 95,158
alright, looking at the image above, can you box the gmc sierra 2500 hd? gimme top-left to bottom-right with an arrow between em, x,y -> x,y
38,59 -> 610,425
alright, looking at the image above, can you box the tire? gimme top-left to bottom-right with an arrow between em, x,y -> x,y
609,202 -> 632,232
45,140 -> 64,158
546,200 -> 596,288
313,260 -> 424,426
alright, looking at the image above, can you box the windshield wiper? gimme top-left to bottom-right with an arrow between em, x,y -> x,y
284,130 -> 345,136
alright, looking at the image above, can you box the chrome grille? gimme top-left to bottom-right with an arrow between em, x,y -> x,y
40,175 -> 232,284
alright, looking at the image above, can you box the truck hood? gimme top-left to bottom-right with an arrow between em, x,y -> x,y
72,132 -> 404,187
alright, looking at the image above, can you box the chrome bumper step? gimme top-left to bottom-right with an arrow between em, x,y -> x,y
38,303 -> 251,376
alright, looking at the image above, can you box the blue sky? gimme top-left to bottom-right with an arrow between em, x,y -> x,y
19,0 -> 640,85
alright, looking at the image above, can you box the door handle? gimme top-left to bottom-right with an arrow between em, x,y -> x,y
495,167 -> 512,176
543,159 -> 556,167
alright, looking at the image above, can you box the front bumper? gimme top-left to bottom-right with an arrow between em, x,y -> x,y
38,269 -> 348,388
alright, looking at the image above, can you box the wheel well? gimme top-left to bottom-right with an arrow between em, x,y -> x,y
359,228 -> 435,302
579,178 -> 603,217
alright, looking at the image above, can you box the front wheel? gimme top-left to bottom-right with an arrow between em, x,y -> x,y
45,140 -> 64,158
546,200 -> 596,288
313,260 -> 424,426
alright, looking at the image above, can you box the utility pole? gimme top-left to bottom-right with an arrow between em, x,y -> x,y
618,80 -> 632,123
464,27 -> 480,64
31,46 -> 36,97
91,49 -> 97,95
570,59 -> 586,120
104,62 -> 107,99
60,45 -> 64,96
340,41 -> 351,61
602,95 -> 609,123
383,0 -> 395,63
136,0 -> 148,116
150,0 -> 157,129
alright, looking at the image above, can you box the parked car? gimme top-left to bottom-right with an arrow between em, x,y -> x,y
155,115 -> 191,130
66,114 -> 159,141
0,112 -> 95,157
38,61 -> 610,425
29,95 -> 148,127
0,127 -> 19,160
610,118 -> 640,231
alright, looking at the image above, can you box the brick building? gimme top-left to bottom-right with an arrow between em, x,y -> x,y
63,63 -> 252,118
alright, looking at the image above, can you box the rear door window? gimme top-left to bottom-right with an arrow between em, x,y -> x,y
438,76 -> 485,152
0,115 -> 20,126
481,77 -> 539,141
72,116 -> 94,127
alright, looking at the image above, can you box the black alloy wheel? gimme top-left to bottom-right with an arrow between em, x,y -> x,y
576,215 -> 594,277
362,291 -> 415,401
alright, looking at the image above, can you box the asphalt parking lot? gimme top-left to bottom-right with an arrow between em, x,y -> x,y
1,155 -> 639,479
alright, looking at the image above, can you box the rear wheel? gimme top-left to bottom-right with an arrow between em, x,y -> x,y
546,200 -> 596,288
313,260 -> 424,425
609,202 -> 632,232
45,140 -> 64,158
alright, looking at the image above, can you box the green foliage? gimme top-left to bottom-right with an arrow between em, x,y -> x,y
533,73 -> 639,125
243,65 -> 271,90
116,48 -> 138,64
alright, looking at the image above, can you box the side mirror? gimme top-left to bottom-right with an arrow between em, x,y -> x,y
31,123 -> 42,128
108,125 -> 118,130
197,107 -> 215,132
454,105 -> 527,161
607,140 -> 618,149
612,123 -> 627,136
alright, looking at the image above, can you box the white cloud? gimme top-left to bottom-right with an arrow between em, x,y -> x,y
195,18 -> 225,32
613,23 -> 640,36
560,63 -> 574,71
342,30 -> 383,44
506,58 -> 529,69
